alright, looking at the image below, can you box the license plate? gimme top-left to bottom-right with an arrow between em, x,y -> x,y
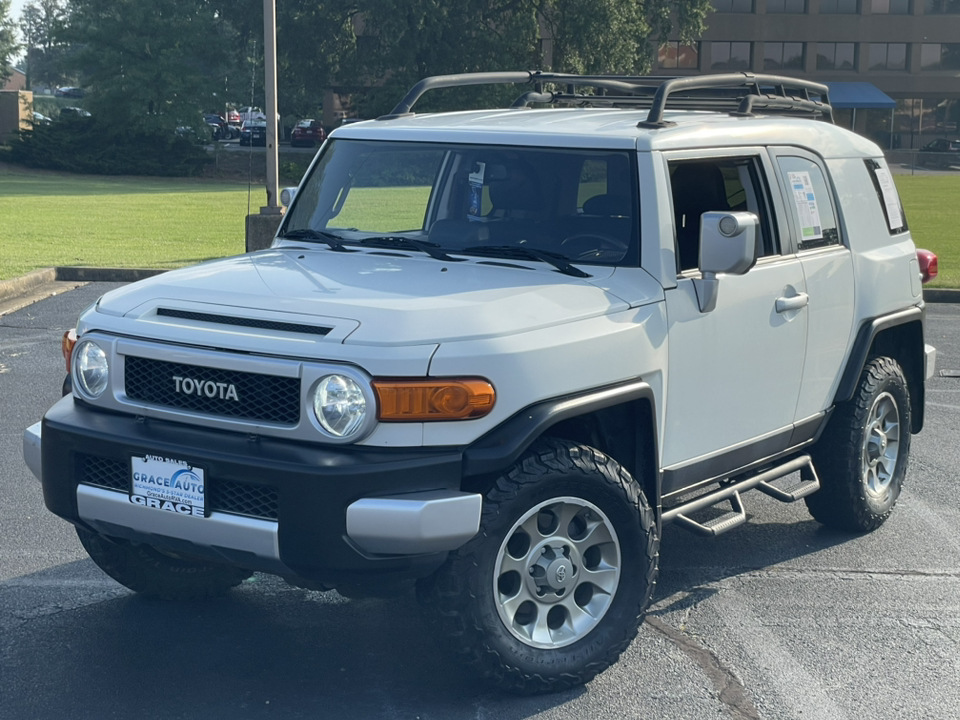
131,455 -> 205,517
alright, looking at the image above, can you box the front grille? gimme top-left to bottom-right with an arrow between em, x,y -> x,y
81,455 -> 128,492
124,356 -> 300,425
209,480 -> 279,520
156,308 -> 331,336
79,454 -> 279,520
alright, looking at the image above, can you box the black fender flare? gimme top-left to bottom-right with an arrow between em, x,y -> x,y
834,305 -> 925,431
462,379 -> 661,515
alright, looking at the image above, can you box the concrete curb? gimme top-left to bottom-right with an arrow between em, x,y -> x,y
922,288 -> 960,304
0,267 -> 169,303
0,267 -> 56,302
52,267 -> 169,283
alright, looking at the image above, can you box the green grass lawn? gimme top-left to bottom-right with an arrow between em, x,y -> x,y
892,175 -> 960,288
2,165 -> 959,286
0,165 -> 252,280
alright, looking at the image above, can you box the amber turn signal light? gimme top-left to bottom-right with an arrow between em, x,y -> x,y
374,378 -> 495,422
62,329 -> 78,373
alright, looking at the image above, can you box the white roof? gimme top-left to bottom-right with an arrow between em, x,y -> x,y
331,107 -> 882,158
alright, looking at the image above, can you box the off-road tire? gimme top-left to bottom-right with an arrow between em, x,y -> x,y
806,356 -> 911,532
417,438 -> 658,695
77,527 -> 252,600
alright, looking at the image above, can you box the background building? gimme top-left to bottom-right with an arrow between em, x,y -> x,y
657,2 -> 960,148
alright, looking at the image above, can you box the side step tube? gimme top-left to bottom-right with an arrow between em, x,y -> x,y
663,454 -> 820,537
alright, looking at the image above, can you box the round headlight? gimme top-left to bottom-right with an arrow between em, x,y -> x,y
313,374 -> 367,438
75,340 -> 109,397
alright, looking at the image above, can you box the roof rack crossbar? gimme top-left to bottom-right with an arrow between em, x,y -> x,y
734,93 -> 832,121
380,70 -> 834,125
639,73 -> 831,127
386,71 -> 681,117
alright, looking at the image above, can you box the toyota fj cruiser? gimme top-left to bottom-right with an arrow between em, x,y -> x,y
23,71 -> 938,694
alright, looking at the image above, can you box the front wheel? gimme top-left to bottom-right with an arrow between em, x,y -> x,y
806,356 -> 911,532
417,438 -> 658,694
77,528 -> 252,600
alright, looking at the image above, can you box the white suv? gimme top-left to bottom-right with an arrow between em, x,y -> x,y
23,71 -> 938,694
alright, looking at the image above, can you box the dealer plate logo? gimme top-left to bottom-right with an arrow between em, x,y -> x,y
131,455 -> 205,517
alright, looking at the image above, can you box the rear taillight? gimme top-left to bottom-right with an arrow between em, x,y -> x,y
917,249 -> 938,284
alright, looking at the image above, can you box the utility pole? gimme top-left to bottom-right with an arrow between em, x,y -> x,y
261,0 -> 281,215
245,0 -> 284,251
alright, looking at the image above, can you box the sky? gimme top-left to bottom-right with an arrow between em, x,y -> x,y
9,0 -> 26,22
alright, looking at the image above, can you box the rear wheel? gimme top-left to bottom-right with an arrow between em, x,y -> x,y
806,356 -> 911,532
77,528 -> 251,600
418,438 -> 658,694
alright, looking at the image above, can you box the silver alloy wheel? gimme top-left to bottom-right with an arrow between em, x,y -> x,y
493,496 -> 621,649
862,391 -> 901,499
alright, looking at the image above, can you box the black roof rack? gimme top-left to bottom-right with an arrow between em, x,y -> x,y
380,71 -> 833,125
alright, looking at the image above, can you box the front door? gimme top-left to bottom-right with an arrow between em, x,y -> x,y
660,150 -> 807,494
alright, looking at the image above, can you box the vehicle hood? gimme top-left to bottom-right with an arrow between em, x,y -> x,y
95,247 -> 634,346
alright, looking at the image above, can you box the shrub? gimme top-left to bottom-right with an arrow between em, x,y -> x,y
7,117 -> 212,177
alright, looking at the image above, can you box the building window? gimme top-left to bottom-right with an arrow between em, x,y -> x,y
817,42 -> 856,70
869,43 -> 907,70
819,0 -> 858,11
764,42 -> 805,70
766,0 -> 806,12
871,0 -> 911,10
659,42 -> 700,69
921,44 -> 960,70
712,0 -> 754,10
711,42 -> 752,70
926,0 -> 960,12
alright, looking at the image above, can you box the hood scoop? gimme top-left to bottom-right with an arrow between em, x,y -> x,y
156,308 -> 332,337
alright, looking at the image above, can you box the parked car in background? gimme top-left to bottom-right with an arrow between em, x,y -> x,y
59,107 -> 91,119
290,119 -> 326,148
55,87 -> 85,99
236,106 -> 267,124
239,120 -> 267,146
918,139 -> 960,169
224,108 -> 243,135
32,112 -> 52,125
203,114 -> 229,140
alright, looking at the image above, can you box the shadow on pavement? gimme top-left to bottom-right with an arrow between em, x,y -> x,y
1,561 -> 581,719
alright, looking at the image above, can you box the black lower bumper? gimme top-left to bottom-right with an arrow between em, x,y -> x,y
40,397 -> 464,588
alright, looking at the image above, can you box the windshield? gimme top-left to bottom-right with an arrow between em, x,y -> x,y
282,139 -> 639,266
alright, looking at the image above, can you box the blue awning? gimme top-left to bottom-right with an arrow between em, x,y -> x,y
824,82 -> 896,110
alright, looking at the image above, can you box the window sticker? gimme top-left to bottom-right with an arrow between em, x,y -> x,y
788,171 -> 823,241
467,162 -> 485,222
873,167 -> 904,231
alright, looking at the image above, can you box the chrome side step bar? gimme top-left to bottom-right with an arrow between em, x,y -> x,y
663,454 -> 820,537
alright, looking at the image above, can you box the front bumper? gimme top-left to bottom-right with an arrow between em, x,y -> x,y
25,397 -> 481,587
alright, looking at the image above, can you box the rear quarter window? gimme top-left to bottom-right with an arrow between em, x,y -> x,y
863,159 -> 908,234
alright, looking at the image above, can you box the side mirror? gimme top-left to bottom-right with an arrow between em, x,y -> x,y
280,187 -> 298,207
693,211 -> 759,313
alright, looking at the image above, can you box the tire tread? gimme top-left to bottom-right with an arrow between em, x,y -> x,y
806,356 -> 911,532
418,438 -> 658,694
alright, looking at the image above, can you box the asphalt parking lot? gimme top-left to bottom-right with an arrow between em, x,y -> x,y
1,285 -> 958,719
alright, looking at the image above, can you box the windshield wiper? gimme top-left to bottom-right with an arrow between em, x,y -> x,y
460,245 -> 590,278
360,236 -> 464,262
277,228 -> 357,252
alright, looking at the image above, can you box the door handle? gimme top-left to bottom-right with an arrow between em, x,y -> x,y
775,293 -> 809,313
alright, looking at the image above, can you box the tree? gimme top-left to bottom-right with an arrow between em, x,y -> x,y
539,0 -> 711,76
342,0 -> 712,117
0,0 -> 20,84
20,0 -> 70,88
61,0 -> 240,133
